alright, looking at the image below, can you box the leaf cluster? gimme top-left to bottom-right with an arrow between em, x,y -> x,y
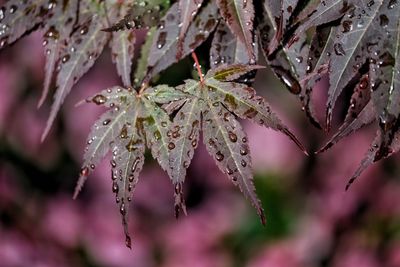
1,0 -> 400,247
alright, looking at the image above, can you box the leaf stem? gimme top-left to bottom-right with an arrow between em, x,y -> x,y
191,52 -> 204,83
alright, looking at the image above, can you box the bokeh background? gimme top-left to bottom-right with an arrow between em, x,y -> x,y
1,31 -> 400,267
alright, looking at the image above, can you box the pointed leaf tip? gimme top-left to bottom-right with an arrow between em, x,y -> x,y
125,235 -> 132,249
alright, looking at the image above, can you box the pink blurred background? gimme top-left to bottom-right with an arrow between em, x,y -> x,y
1,31 -> 400,267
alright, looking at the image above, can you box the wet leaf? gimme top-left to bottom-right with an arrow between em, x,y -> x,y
103,0 -> 169,32
146,1 -> 218,79
109,2 -> 136,87
39,0 -> 79,107
216,0 -> 256,60
0,0 -> 49,49
205,75 -> 307,154
178,0 -> 204,41
111,115 -> 145,249
210,21 -> 258,69
203,101 -> 265,224
42,4 -> 110,140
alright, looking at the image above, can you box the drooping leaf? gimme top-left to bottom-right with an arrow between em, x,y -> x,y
134,27 -> 156,86
178,0 -> 204,41
39,0 -> 79,107
110,108 -> 145,249
74,89 -> 138,199
210,21 -> 258,69
216,0 -> 255,60
146,1 -> 218,80
109,2 -> 136,87
42,5 -> 110,140
75,83 -> 186,246
258,0 -> 323,128
0,0 -> 49,49
318,74 -> 375,153
202,100 -> 265,224
205,72 -> 307,154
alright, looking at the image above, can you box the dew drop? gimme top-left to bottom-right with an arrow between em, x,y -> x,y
112,181 -> 119,193
215,151 -> 224,161
120,125 -> 128,139
241,160 -> 247,167
157,31 -> 167,49
110,160 -> 117,168
103,119 -> 111,125
228,131 -> 237,142
80,26 -> 88,35
379,14 -> 389,28
9,5 -> 17,14
388,0 -> 397,9
80,166 -> 90,177
92,94 -> 107,105
132,157 -> 140,172
168,142 -> 175,150
333,43 -> 346,56
0,7 -> 5,22
240,147 -> 248,155
154,130 -> 161,140
226,167 -> 234,175
342,20 -> 352,33
62,54 -> 70,63
120,202 -> 126,215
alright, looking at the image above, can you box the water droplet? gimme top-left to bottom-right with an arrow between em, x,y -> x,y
80,166 -> 90,177
333,43 -> 346,56
168,142 -> 175,150
228,132 -> 237,142
379,14 -> 389,28
110,160 -> 117,167
9,5 -> 17,14
154,130 -> 161,140
295,56 -> 303,63
342,20 -> 352,33
240,147 -> 248,155
92,94 -> 107,105
388,0 -> 397,9
62,54 -> 70,63
226,167 -> 234,175
112,181 -> 119,193
80,26 -> 88,35
157,31 -> 167,49
45,26 -> 59,40
120,202 -> 126,215
0,7 -> 5,22
241,160 -> 247,167
215,151 -> 224,161
132,157 -> 140,173
103,119 -> 111,125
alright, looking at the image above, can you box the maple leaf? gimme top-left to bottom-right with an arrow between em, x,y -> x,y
109,2 -> 136,87
39,0 -> 79,107
103,0 -> 169,32
258,0 -> 325,129
210,21 -> 259,69
216,0 -> 256,61
145,1 -> 219,80
166,64 -> 307,220
74,83 -> 189,247
295,0 -> 400,187
41,1 -> 111,140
